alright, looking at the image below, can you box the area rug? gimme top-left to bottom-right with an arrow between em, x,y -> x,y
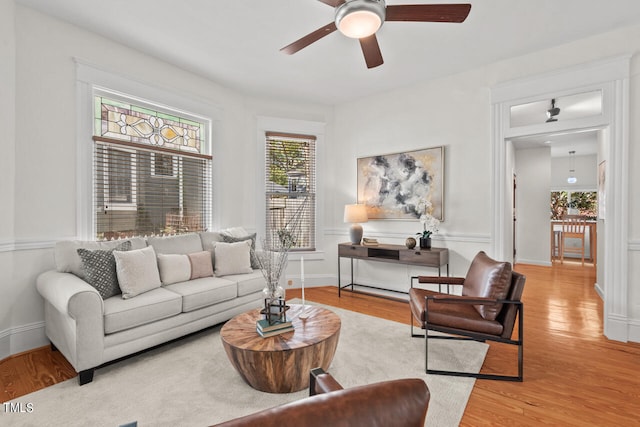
5,301 -> 487,426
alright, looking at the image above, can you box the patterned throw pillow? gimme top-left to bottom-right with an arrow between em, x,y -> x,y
221,233 -> 259,269
77,241 -> 132,299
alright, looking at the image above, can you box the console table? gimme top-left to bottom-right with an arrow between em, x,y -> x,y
338,242 -> 449,297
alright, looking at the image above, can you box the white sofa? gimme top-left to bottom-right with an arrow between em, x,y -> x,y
36,231 -> 266,385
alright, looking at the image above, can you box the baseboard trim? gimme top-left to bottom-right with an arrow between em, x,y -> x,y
0,321 -> 47,360
594,282 -> 604,300
628,319 -> 640,343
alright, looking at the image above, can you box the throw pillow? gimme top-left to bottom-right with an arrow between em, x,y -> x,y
213,241 -> 253,276
114,246 -> 162,299
462,251 -> 512,321
77,241 -> 132,299
188,251 -> 214,279
221,233 -> 259,269
157,253 -> 192,285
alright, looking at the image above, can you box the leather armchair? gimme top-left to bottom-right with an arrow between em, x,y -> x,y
409,251 -> 526,381
212,368 -> 430,427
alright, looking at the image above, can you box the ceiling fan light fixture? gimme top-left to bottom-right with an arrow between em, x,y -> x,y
335,0 -> 386,39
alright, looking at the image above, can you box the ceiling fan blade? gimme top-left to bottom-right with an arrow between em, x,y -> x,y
280,22 -> 338,55
359,34 -> 384,69
317,0 -> 345,7
386,4 -> 471,23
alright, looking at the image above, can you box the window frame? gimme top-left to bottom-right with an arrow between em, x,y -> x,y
76,61 -> 218,240
256,117 -> 325,259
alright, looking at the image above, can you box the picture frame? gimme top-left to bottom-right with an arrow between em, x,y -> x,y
598,160 -> 606,220
357,146 -> 444,220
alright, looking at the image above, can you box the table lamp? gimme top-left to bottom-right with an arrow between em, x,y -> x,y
344,204 -> 368,245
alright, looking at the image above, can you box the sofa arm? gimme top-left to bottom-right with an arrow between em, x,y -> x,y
36,270 -> 105,373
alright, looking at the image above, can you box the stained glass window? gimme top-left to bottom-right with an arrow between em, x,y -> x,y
94,96 -> 205,154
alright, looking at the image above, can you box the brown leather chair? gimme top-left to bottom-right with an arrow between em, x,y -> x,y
409,251 -> 525,381
212,368 -> 430,427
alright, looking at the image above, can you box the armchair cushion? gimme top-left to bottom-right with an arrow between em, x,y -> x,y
409,289 -> 504,336
463,251 -> 512,320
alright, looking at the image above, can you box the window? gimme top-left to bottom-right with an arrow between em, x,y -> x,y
151,153 -> 177,177
93,93 -> 211,240
550,190 -> 597,220
264,132 -> 316,251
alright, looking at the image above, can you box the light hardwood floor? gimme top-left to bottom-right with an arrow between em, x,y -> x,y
2,262 -> 639,425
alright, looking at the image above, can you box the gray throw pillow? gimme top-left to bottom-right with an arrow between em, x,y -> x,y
77,241 -> 132,299
221,233 -> 259,269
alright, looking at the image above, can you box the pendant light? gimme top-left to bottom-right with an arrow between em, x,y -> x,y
567,150 -> 577,184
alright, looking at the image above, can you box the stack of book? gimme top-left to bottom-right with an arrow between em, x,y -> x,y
256,318 -> 294,338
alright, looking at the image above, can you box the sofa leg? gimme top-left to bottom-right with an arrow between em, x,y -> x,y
78,369 -> 94,385
50,341 -> 58,352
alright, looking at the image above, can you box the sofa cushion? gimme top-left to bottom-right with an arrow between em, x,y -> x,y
103,287 -> 182,334
157,253 -> 192,285
224,271 -> 267,297
55,238 -> 147,280
462,251 -> 512,321
114,246 -> 162,299
214,241 -> 253,276
147,233 -> 203,255
221,233 -> 260,269
165,277 -> 237,312
77,241 -> 131,299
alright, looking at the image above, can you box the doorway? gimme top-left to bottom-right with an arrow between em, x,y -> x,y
510,128 -> 600,269
490,56 -> 631,342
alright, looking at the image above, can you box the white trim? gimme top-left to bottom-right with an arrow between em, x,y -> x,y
491,55 -> 631,342
0,322 -> 47,361
324,228 -> 491,244
0,239 -> 59,253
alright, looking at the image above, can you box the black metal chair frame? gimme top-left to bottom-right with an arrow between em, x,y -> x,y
410,279 -> 524,382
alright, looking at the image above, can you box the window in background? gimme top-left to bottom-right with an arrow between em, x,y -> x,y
264,132 -> 316,251
550,190 -> 597,220
93,93 -> 211,240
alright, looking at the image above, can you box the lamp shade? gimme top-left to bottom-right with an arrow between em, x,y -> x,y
344,204 -> 368,223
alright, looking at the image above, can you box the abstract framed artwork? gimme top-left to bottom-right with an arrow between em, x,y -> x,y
357,146 -> 444,220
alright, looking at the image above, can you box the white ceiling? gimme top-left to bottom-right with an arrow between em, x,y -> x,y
16,0 -> 640,105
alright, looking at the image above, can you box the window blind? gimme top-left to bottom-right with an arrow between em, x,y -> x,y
265,132 -> 316,251
93,136 -> 211,240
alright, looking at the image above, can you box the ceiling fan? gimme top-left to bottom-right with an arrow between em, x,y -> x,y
281,0 -> 472,69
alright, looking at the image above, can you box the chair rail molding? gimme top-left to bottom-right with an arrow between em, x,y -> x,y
491,55 -> 631,342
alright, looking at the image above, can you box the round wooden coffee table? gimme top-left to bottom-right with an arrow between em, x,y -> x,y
220,304 -> 341,393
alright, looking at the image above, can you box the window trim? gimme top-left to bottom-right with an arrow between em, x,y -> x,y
76,60 -> 220,240
256,116 -> 325,256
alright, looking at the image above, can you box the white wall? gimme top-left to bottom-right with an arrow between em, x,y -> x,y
330,24 -> 640,341
514,147 -> 551,265
0,0 -> 17,357
551,154 -> 598,191
0,4 -> 332,358
3,3 -> 640,358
